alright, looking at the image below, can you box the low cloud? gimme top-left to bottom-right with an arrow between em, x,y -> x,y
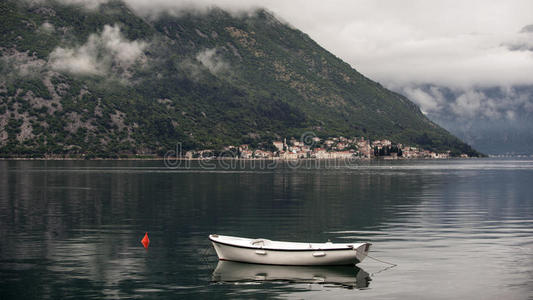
49,46 -> 101,75
520,24 -> 533,33
32,0 -> 264,16
505,26 -> 533,52
195,48 -> 229,75
452,90 -> 486,118
400,85 -> 533,122
29,0 -> 111,10
402,86 -> 445,114
48,24 -> 147,76
122,0 -> 264,18
38,22 -> 55,34
62,0 -> 110,9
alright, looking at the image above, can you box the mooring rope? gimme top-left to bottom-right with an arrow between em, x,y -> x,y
363,253 -> 398,277
365,253 -> 397,267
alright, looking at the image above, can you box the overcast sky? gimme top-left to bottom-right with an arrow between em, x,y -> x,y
278,0 -> 533,89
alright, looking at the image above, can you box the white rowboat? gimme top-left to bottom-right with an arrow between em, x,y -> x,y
209,234 -> 371,266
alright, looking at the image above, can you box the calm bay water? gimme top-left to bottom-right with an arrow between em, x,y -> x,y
0,159 -> 532,299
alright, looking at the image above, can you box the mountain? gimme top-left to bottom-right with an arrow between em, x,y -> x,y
0,0 -> 481,158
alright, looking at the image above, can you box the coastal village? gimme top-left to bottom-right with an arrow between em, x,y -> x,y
185,136 -> 466,160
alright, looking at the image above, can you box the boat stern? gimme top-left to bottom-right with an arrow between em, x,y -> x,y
354,243 -> 372,263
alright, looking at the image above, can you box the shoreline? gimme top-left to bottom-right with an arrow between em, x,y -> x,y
0,156 -> 478,161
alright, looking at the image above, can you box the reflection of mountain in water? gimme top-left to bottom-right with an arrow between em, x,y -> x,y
211,261 -> 371,289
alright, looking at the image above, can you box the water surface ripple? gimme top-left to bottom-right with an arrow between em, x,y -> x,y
0,159 -> 532,299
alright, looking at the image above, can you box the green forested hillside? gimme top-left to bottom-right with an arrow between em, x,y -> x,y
0,0 -> 480,157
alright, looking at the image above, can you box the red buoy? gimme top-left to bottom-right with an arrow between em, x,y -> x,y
141,232 -> 150,248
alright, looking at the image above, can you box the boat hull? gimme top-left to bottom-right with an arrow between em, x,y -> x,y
210,237 -> 369,266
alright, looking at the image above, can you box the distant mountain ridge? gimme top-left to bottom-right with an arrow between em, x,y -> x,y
403,84 -> 533,156
0,0 -> 481,157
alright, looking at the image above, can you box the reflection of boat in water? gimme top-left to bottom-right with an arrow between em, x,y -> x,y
209,234 -> 371,265
211,261 -> 371,289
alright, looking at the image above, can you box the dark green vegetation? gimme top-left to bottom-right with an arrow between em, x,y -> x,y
0,0 -> 481,158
